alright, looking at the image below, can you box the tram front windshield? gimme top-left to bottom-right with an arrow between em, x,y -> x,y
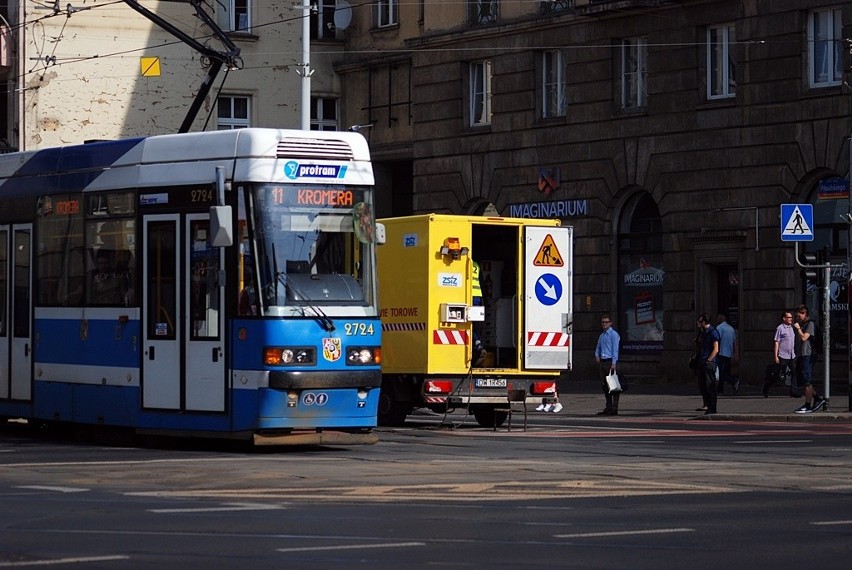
250,184 -> 377,315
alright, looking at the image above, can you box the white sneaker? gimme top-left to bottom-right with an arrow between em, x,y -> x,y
551,403 -> 563,413
535,404 -> 546,412
542,404 -> 553,412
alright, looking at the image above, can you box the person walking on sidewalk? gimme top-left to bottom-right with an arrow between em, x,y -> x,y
715,313 -> 739,396
594,314 -> 621,416
695,314 -> 720,414
792,305 -> 826,413
773,310 -> 797,397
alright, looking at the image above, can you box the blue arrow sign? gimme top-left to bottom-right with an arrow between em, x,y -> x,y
534,273 -> 563,306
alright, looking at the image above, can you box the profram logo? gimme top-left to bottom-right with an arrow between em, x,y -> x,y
284,161 -> 347,180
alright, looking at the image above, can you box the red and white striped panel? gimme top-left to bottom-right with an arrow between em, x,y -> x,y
423,396 -> 448,403
526,332 -> 570,347
383,322 -> 426,332
433,330 -> 469,345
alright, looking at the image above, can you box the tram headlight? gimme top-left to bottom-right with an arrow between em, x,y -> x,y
264,347 -> 316,366
346,346 -> 381,365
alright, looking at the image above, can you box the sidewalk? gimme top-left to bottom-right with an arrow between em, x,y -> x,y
556,379 -> 852,423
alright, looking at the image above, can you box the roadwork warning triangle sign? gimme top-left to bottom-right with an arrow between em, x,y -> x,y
782,205 -> 813,238
533,234 -> 564,267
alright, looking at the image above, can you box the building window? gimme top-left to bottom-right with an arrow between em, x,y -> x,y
311,98 -> 338,131
312,0 -> 338,40
217,0 -> 250,33
707,24 -> 736,99
621,37 -> 647,110
617,192 -> 664,355
470,60 -> 493,126
470,0 -> 498,25
543,0 -> 570,13
542,50 -> 567,118
217,96 -> 250,129
377,0 -> 398,28
808,7 -> 843,87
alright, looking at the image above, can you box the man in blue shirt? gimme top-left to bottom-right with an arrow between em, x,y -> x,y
715,313 -> 739,395
696,314 -> 720,414
594,313 -> 621,415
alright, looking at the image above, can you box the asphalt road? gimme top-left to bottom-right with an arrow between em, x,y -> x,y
1,417 -> 852,569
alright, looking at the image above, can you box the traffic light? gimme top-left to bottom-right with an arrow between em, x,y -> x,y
800,252 -> 821,288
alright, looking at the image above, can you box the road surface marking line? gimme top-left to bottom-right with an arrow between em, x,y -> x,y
15,486 -> 89,493
811,520 -> 852,526
277,542 -> 424,553
0,556 -> 129,567
150,503 -> 286,514
732,440 -> 812,444
554,528 -> 694,539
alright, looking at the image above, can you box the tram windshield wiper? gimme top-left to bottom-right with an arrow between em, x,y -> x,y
275,271 -> 336,332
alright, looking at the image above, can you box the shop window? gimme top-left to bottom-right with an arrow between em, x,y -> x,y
617,192 -> 663,355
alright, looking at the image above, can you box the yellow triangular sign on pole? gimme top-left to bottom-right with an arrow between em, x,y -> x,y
533,234 -> 564,267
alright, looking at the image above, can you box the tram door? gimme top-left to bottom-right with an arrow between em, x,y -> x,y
0,224 -> 33,401
142,215 -> 225,412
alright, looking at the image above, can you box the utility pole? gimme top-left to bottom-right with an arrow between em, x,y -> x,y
297,2 -> 315,130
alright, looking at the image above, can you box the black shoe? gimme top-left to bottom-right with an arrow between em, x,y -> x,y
596,408 -> 612,416
811,399 -> 827,412
733,379 -> 740,396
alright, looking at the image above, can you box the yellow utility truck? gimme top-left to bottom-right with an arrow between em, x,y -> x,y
376,214 -> 573,427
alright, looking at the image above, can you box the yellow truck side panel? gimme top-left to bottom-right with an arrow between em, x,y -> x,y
378,214 -> 564,378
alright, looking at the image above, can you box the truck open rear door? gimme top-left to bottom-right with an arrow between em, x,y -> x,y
523,226 -> 573,370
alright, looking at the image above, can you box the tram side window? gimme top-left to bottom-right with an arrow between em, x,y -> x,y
35,194 -> 85,306
0,230 -> 6,334
85,216 -> 136,307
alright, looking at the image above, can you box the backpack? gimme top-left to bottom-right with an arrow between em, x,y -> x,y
810,322 -> 823,354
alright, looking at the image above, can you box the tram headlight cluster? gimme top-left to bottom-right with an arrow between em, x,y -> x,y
263,347 -> 315,366
346,347 -> 381,365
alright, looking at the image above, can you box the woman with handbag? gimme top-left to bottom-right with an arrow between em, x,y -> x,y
594,313 -> 621,416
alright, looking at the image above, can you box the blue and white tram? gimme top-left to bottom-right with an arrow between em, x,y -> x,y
0,129 -> 382,445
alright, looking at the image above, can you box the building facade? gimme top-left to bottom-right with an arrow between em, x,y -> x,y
339,0 -> 852,385
0,1 -> 343,150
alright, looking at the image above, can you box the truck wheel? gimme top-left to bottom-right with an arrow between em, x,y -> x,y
377,387 -> 409,427
472,406 -> 508,428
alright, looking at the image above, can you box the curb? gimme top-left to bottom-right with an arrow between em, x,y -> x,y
693,413 -> 852,423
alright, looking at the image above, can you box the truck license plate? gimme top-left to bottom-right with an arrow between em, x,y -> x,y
475,378 -> 507,388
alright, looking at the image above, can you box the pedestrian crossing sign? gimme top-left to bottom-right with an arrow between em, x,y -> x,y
780,204 -> 814,242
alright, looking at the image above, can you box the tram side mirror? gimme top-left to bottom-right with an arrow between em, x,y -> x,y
210,205 -> 234,247
375,223 -> 386,245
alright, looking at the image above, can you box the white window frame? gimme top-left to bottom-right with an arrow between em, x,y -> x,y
217,0 -> 251,33
377,0 -> 398,28
310,97 -> 338,131
313,0 -> 338,40
621,37 -> 647,110
707,24 -> 736,99
542,50 -> 567,118
217,95 -> 251,129
470,60 -> 493,126
808,7 -> 843,88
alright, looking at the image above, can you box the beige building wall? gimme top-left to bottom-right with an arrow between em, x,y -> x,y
13,1 -> 336,150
